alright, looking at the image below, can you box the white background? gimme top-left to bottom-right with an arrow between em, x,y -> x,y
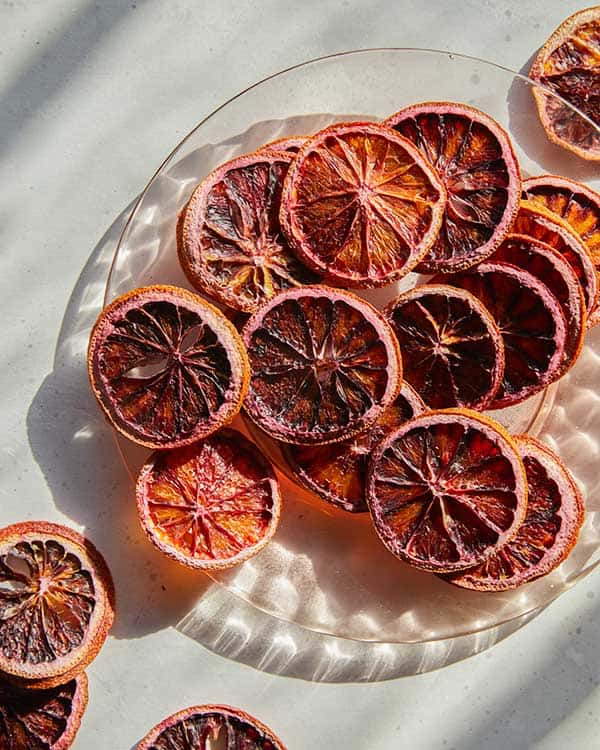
1,1 -> 599,748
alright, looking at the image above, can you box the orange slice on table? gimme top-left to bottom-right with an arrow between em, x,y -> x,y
385,102 -> 521,272
88,285 -> 249,449
279,121 -> 446,288
529,7 -> 600,161
0,522 -> 114,690
260,135 -> 307,153
447,435 -> 585,591
385,284 -> 504,411
242,286 -> 402,445
136,429 -> 281,571
366,409 -> 528,573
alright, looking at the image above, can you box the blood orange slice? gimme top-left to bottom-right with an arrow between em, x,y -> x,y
261,135 -> 306,153
178,150 -> 318,313
279,121 -> 446,287
385,102 -> 521,272
0,522 -> 115,690
514,200 -> 598,317
0,674 -> 87,750
242,286 -> 402,445
367,409 -> 528,573
88,285 -> 249,449
283,383 -> 425,513
447,435 -> 584,590
491,233 -> 585,373
385,284 -> 504,410
436,262 -> 567,408
137,704 -> 286,750
136,429 -> 281,570
529,7 -> 600,161
523,175 -> 600,325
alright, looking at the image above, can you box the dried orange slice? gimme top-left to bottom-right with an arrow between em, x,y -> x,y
137,429 -> 280,570
0,675 -> 87,750
242,286 -> 402,445
514,200 -> 598,317
447,435 -> 584,590
385,284 -> 504,410
530,7 -> 600,161
385,102 -> 521,272
279,121 -> 446,287
283,383 -> 425,513
367,409 -> 528,573
88,285 -> 249,449
261,135 -> 306,153
0,522 -> 115,690
437,262 -> 567,408
179,150 -> 318,313
491,234 -> 585,373
523,175 -> 600,325
137,704 -> 286,750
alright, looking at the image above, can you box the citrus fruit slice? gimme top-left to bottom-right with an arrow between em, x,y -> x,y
523,175 -> 600,324
242,286 -> 402,445
529,7 -> 600,161
514,200 -> 598,317
491,233 -> 585,373
137,704 -> 286,750
366,409 -> 528,573
385,102 -> 521,272
0,522 -> 115,690
279,121 -> 446,287
385,284 -> 504,410
282,383 -> 425,513
261,135 -> 306,153
178,150 -> 318,313
136,429 -> 281,570
447,435 -> 584,591
88,285 -> 249,449
436,262 -> 567,409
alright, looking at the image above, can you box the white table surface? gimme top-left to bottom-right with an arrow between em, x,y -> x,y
2,1 -> 599,748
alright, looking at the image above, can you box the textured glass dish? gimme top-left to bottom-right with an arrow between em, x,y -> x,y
105,49 -> 600,649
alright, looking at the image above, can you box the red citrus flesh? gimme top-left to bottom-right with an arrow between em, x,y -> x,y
385,102 -> 521,272
136,429 -> 281,570
367,409 -> 528,573
0,522 -> 115,690
385,284 -> 504,410
88,285 -> 250,449
529,7 -> 600,161
242,286 -> 402,445
179,151 -> 317,313
0,674 -> 88,750
436,262 -> 567,409
137,704 -> 286,750
260,135 -> 306,153
280,121 -> 446,287
447,435 -> 585,590
283,383 -> 425,513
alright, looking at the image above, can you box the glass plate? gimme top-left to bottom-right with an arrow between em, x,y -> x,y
105,49 -> 600,647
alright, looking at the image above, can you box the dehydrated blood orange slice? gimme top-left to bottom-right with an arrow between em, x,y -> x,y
136,429 -> 281,570
491,234 -> 585,373
523,175 -> 600,325
179,150 -> 317,313
261,135 -> 306,153
88,285 -> 249,449
367,409 -> 528,573
447,435 -> 584,591
385,102 -> 521,272
242,286 -> 402,445
514,200 -> 598,317
137,704 -> 286,750
0,522 -> 115,690
385,284 -> 504,410
436,262 -> 567,409
280,121 -> 446,287
529,7 -> 600,161
283,383 -> 425,513
0,675 -> 87,750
